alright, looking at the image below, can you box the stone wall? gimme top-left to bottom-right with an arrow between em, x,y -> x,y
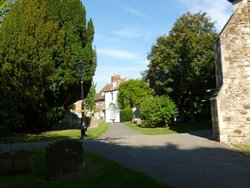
211,0 -> 250,145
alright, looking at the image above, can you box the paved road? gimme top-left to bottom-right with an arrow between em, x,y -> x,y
85,123 -> 250,188
1,123 -> 250,188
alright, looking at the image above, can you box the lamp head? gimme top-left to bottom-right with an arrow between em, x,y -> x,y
76,59 -> 84,74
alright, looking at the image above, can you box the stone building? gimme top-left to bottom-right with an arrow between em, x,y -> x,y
211,0 -> 250,145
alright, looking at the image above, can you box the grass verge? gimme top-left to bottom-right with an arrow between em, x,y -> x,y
0,149 -> 170,188
233,144 -> 250,155
6,129 -> 81,143
124,121 -> 212,135
87,121 -> 108,139
2,121 -> 108,144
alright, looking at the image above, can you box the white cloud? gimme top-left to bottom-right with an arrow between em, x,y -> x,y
95,34 -> 119,43
97,48 -> 138,59
178,0 -> 232,31
114,28 -> 153,38
122,5 -> 145,18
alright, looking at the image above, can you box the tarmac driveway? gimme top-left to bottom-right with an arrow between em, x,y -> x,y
85,123 -> 250,188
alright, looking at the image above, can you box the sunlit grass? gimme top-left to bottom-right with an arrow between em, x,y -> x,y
8,129 -> 81,143
87,121 -> 108,139
2,121 -> 108,143
124,121 -> 212,135
125,122 -> 176,135
233,144 -> 250,155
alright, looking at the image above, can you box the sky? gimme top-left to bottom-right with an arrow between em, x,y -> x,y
82,0 -> 233,91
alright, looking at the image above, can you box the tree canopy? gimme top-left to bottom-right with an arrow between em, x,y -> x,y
85,82 -> 96,112
0,0 -> 96,132
117,79 -> 152,109
144,12 -> 217,122
0,0 -> 13,26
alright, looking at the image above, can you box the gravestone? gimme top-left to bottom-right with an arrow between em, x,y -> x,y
46,139 -> 84,180
0,150 -> 32,176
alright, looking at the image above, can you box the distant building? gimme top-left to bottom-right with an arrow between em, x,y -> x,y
95,75 -> 127,123
211,0 -> 250,145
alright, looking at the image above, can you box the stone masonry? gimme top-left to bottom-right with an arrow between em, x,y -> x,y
211,0 -> 250,145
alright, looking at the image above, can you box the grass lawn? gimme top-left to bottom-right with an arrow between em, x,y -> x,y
87,121 -> 108,139
0,149 -> 170,188
124,121 -> 212,135
2,121 -> 108,144
233,144 -> 250,155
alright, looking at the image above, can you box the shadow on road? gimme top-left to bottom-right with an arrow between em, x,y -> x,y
85,135 -> 250,188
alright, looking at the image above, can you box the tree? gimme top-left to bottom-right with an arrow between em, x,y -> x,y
117,79 -> 152,109
0,0 -> 96,132
85,82 -> 96,112
0,0 -> 13,27
144,12 -> 217,122
0,0 -> 10,17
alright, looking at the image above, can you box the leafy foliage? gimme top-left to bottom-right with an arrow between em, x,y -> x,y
117,79 -> 152,109
0,0 -> 13,25
85,82 -> 96,111
140,96 -> 178,128
144,12 -> 217,122
120,108 -> 133,122
0,0 -> 96,132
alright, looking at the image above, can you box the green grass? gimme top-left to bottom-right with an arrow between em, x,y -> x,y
125,121 -> 212,135
2,121 -> 108,144
6,129 -> 81,143
0,149 -> 170,188
87,121 -> 108,139
233,144 -> 250,155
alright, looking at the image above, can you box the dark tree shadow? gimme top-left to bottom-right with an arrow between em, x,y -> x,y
85,135 -> 250,188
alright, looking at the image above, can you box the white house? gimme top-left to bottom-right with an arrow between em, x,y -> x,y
95,75 -> 127,123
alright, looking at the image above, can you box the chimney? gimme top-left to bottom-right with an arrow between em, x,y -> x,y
111,75 -> 121,83
228,0 -> 243,12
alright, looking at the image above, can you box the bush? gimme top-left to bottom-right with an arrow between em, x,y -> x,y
120,108 -> 132,122
140,96 -> 178,128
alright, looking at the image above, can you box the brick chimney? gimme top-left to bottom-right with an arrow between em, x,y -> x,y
111,75 -> 121,83
228,0 -> 243,12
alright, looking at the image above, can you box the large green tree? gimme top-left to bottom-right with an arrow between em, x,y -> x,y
85,82 -> 96,112
0,0 -> 13,26
117,79 -> 152,109
0,0 -> 96,132
144,12 -> 217,122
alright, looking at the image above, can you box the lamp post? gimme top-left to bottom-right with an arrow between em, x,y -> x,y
76,59 -> 86,139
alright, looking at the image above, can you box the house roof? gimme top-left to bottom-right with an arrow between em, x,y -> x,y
94,84 -> 112,101
94,76 -> 127,101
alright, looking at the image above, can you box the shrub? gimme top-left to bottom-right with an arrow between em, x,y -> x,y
120,108 -> 132,122
140,96 -> 178,128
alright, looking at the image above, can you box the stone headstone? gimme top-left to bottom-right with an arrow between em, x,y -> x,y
46,139 -> 84,180
0,150 -> 32,176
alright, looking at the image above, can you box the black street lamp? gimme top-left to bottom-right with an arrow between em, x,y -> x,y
76,59 -> 86,139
